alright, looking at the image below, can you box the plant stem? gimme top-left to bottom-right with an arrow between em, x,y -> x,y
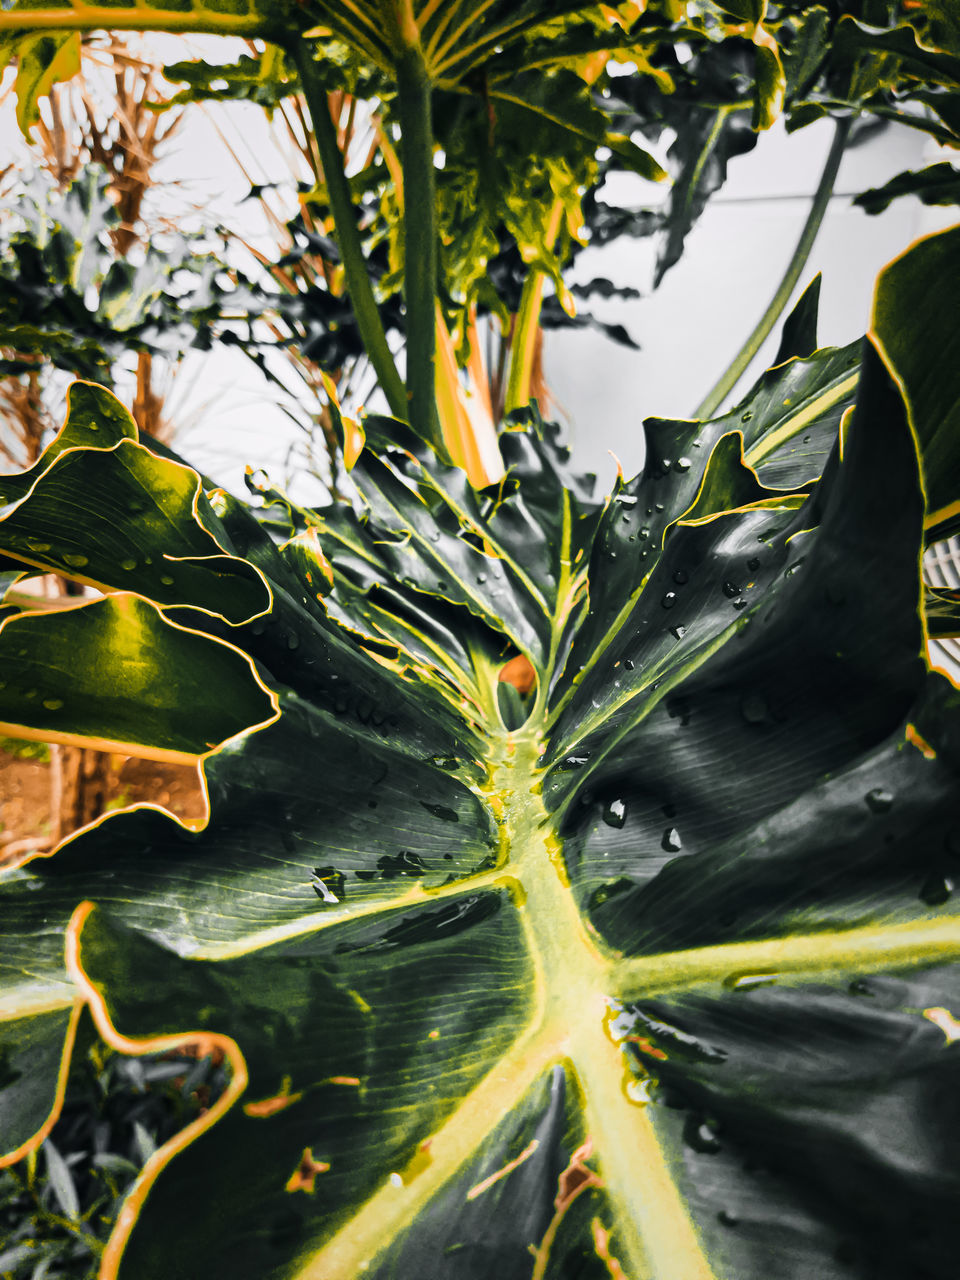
395,46 -> 441,444
293,44 -> 408,422
504,199 -> 565,414
692,116 -> 851,421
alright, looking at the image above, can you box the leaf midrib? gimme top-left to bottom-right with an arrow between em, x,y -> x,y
285,723 -> 960,1279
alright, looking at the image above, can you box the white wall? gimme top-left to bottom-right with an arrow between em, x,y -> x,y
544,117 -> 957,485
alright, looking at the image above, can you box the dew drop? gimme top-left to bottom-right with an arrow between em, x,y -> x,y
24,689 -> 37,700
674,457 -> 692,473
662,827 -> 682,852
673,568 -> 689,585
654,503 -> 665,513
624,658 -> 635,671
661,591 -> 677,609
562,754 -> 589,770
747,557 -> 760,571
865,788 -> 893,814
43,698 -> 63,711
476,573 -> 487,585
429,755 -> 459,770
685,1118 -> 722,1154
63,554 -> 88,568
420,801 -> 459,823
920,872 -> 953,907
639,526 -> 650,539
616,1076 -> 650,1108
670,625 -> 687,640
616,494 -> 638,507
722,581 -> 740,598
717,1210 -> 739,1228
741,410 -> 753,423
603,798 -> 627,829
732,597 -> 748,610
121,558 -> 137,571
286,631 -> 301,651
725,972 -> 777,991
160,574 -> 175,586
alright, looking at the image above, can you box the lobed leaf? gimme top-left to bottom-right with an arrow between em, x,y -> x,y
2,208 -> 960,1280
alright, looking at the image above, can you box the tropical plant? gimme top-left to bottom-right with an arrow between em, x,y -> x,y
1,2 -> 960,1279
0,218 -> 959,1275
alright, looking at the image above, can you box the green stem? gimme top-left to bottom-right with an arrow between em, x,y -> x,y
504,200 -> 564,414
395,47 -> 441,444
692,116 -> 851,422
293,45 -> 408,422
504,273 -> 545,414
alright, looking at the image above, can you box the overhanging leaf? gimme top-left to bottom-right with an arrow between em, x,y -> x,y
854,162 -> 960,215
0,594 -> 278,761
870,223 -> 960,541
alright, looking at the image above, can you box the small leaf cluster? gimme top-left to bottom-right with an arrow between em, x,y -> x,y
0,1031 -> 224,1280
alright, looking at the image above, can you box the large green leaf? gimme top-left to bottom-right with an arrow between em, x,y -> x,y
870,223 -> 960,542
2,228 -> 960,1280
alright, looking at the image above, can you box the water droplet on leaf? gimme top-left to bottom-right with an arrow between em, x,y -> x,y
662,827 -> 682,852
420,801 -> 459,823
603,798 -> 627,828
661,592 -> 677,609
63,554 -> 88,568
920,872 -> 953,906
673,569 -> 689,585
865,788 -> 893,814
725,972 -> 777,991
722,581 -> 740,598
429,755 -> 459,771
43,698 -> 63,711
685,1117 -> 722,1154
121,558 -> 137,571
670,625 -> 687,640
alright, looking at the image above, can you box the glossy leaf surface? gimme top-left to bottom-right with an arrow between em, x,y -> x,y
1,228 -> 960,1280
